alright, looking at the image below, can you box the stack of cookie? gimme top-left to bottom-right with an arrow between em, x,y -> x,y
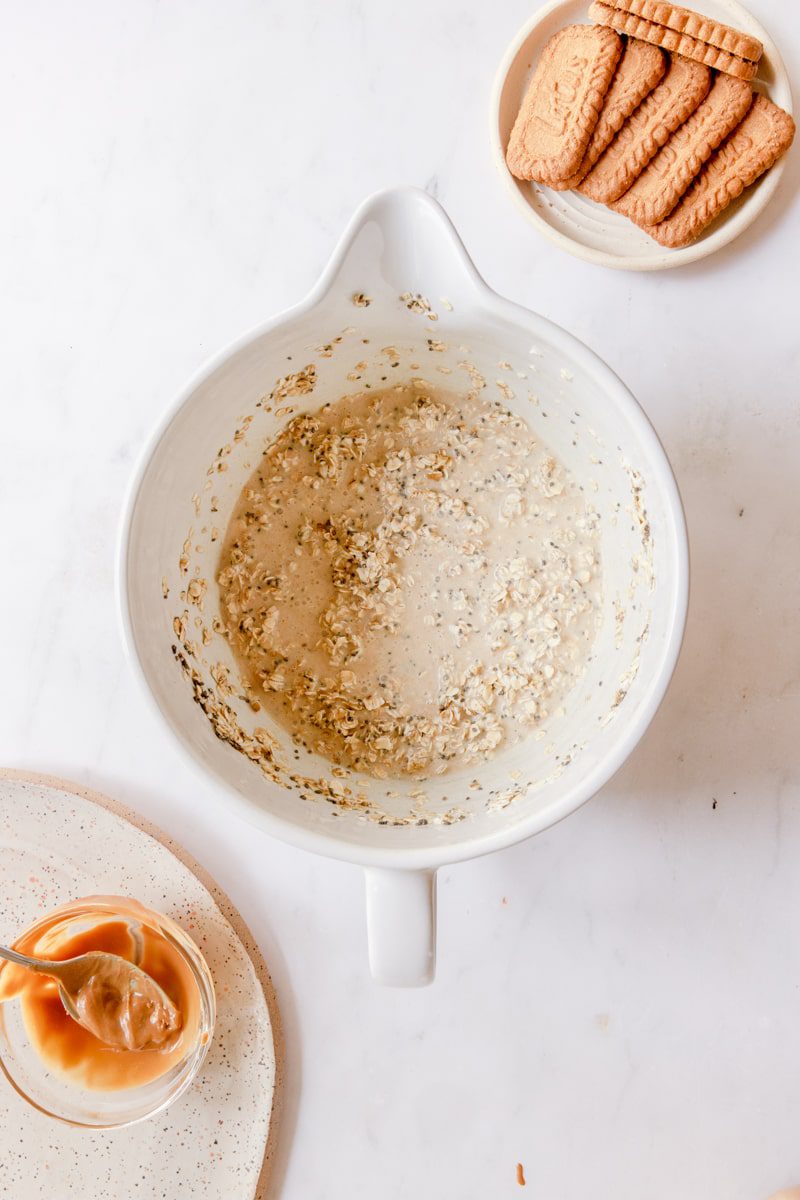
591,0 -> 762,80
505,0 -> 795,248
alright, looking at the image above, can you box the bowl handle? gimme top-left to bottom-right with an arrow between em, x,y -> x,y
364,867 -> 437,987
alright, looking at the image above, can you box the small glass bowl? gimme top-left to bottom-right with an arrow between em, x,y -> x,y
0,896 -> 215,1128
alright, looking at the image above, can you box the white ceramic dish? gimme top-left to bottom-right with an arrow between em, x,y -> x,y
490,0 -> 793,271
119,187 -> 689,985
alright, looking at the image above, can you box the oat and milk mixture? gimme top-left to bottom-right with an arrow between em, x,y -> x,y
218,383 -> 602,778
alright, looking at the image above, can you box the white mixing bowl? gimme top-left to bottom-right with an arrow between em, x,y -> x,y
119,187 -> 688,985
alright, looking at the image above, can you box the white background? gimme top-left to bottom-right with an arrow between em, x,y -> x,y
1,2 -> 799,1197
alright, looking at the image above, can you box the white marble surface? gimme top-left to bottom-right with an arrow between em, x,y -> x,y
1,1 -> 799,1196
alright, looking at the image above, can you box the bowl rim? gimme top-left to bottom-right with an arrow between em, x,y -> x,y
117,186 -> 689,871
489,0 -> 793,272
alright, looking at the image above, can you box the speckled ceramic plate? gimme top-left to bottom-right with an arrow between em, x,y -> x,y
0,770 -> 280,1199
490,0 -> 793,270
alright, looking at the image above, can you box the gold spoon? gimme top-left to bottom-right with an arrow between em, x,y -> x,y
0,943 -> 182,1051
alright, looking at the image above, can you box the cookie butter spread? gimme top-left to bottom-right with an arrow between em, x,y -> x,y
69,953 -> 182,1052
0,899 -> 201,1091
218,383 -> 602,778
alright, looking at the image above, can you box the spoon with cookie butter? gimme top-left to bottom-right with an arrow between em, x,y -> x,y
0,942 -> 182,1052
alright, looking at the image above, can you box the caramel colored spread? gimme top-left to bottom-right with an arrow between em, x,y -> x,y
69,952 -> 182,1052
0,900 -> 200,1091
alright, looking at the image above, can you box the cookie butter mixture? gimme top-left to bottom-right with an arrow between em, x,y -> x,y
70,954 -> 182,1052
0,900 -> 201,1092
218,383 -> 602,777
